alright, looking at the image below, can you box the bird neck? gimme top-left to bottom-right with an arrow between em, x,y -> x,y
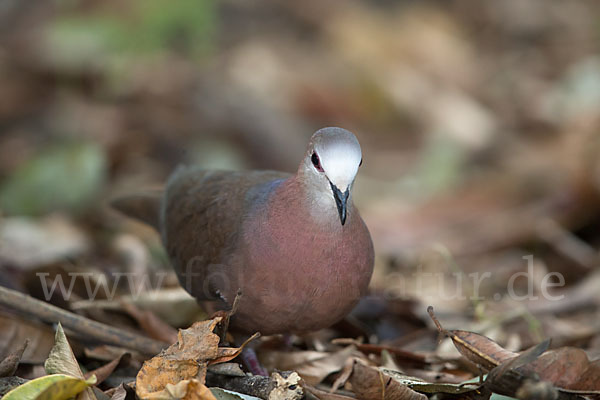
273,174 -> 353,229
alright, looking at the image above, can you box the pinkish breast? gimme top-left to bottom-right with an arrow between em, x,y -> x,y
229,180 -> 374,334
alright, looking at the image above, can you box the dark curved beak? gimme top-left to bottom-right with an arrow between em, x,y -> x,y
330,182 -> 349,225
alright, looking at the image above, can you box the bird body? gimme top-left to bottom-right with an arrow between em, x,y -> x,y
113,128 -> 374,335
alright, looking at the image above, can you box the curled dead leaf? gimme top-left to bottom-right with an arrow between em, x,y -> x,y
84,352 -> 131,386
428,306 -> 517,370
349,361 -> 427,400
523,347 -> 600,391
136,317 -> 258,399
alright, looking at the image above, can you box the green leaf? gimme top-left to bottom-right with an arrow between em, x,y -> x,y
48,0 -> 215,60
44,323 -> 84,379
0,142 -> 106,216
2,373 -> 96,400
416,133 -> 465,195
44,323 -> 98,400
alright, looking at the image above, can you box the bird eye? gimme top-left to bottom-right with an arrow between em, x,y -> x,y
311,152 -> 323,172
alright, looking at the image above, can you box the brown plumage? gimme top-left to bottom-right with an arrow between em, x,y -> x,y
112,127 -> 374,335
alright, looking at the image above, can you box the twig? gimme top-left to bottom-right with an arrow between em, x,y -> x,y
206,370 -> 302,400
217,290 -> 243,342
0,286 -> 166,355
536,218 -> 598,270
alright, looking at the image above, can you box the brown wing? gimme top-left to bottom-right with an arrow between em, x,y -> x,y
159,165 -> 290,302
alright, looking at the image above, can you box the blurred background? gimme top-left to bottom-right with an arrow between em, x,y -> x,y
1,0 -> 600,349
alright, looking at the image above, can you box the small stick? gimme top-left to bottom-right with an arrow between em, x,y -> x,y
215,290 -> 243,343
427,306 -> 445,334
0,286 -> 166,355
536,218 -> 597,270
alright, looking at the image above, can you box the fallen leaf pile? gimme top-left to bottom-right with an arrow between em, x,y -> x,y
3,324 -> 98,400
2,304 -> 599,400
429,307 -> 600,398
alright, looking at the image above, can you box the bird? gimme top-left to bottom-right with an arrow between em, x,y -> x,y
112,127 -> 374,335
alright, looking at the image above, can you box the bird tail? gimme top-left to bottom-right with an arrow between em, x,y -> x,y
110,192 -> 162,230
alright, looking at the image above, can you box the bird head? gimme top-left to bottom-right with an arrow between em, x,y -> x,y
300,127 -> 363,226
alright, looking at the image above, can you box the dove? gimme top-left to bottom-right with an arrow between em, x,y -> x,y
112,127 -> 374,335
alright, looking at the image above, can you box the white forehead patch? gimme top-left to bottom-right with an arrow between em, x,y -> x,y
313,128 -> 362,190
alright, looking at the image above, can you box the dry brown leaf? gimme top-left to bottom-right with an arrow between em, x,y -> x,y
85,345 -> 141,364
485,340 -> 551,398
260,350 -> 326,371
428,307 -> 517,370
144,379 -> 217,400
136,353 -> 203,398
0,312 -> 55,364
84,352 -> 130,386
211,333 -> 260,365
444,329 -> 517,371
302,383 -> 357,400
261,346 -> 355,385
104,382 -> 136,400
136,317 -> 257,399
0,339 -> 28,377
120,301 -> 178,344
330,356 -> 354,393
524,347 -> 600,391
349,361 -> 427,400
431,306 -> 600,392
332,339 -> 426,366
183,380 -> 217,400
